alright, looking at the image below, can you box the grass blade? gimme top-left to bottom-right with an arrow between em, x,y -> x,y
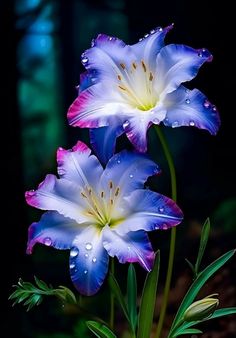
127,264 -> 137,333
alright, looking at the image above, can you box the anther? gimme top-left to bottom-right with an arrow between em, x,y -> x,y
120,63 -> 126,69
141,60 -> 147,72
115,187 -> 120,196
132,62 -> 137,69
110,199 -> 114,205
117,75 -> 122,81
149,72 -> 153,81
81,192 -> 87,198
109,181 -> 113,189
118,85 -> 126,91
101,191 -> 104,198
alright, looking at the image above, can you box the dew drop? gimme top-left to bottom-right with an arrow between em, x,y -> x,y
204,100 -> 210,108
92,257 -> 97,263
185,98 -> 191,104
154,225 -> 159,230
158,207 -> 164,213
84,270 -> 88,274
85,243 -> 93,251
129,174 -> 134,178
123,120 -> 130,128
117,160 -> 121,164
127,246 -> 131,251
85,253 -> 89,258
108,36 -> 113,41
70,248 -> 79,257
139,38 -> 143,42
81,56 -> 89,65
44,237 -> 52,246
212,105 -> 217,111
172,121 -> 179,128
150,29 -> 156,34
70,263 -> 75,269
158,27 -> 163,32
153,118 -> 160,124
189,121 -> 195,126
144,33 -> 149,38
162,223 -> 168,230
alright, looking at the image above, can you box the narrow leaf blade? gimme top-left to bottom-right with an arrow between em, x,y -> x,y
108,274 -> 130,324
171,249 -> 235,331
173,328 -> 202,336
127,264 -> 137,332
195,218 -> 210,274
137,251 -> 160,338
86,321 -> 117,338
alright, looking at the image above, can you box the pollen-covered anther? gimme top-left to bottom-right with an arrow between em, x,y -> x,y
149,72 -> 154,81
110,199 -> 114,205
141,60 -> 147,72
81,191 -> 87,198
101,191 -> 105,198
132,62 -> 137,69
115,187 -> 120,196
120,63 -> 126,69
118,85 -> 126,91
117,75 -> 122,81
109,181 -> 113,189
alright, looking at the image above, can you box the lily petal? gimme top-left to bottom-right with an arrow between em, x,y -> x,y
131,24 -> 174,71
102,226 -> 154,271
70,226 -> 109,296
57,141 -> 103,189
163,86 -> 220,134
25,174 -> 88,223
90,121 -> 124,165
100,151 -> 160,196
155,44 -> 213,98
115,189 -> 183,235
27,211 -> 81,254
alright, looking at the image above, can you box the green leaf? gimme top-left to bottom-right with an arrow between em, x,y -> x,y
185,258 -> 195,275
34,276 -> 51,291
170,249 -> 235,333
108,274 -> 130,324
127,264 -> 137,333
86,321 -> 117,338
195,218 -> 210,275
137,251 -> 160,338
58,286 -> 77,304
173,328 -> 202,336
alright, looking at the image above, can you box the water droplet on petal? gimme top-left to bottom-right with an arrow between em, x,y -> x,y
172,121 -> 179,128
158,27 -> 163,32
117,160 -> 121,164
139,38 -> 143,42
70,248 -> 79,257
44,237 -> 52,246
129,174 -> 134,178
212,105 -> 217,111
92,257 -> 97,263
84,270 -> 88,274
70,263 -> 75,269
189,121 -> 195,126
154,225 -> 159,230
204,100 -> 210,108
185,98 -> 191,104
85,243 -> 93,251
162,223 -> 168,230
198,51 -> 203,57
153,118 -> 160,124
85,253 -> 89,258
150,29 -> 156,34
158,207 -> 164,213
81,56 -> 89,65
127,246 -> 131,251
144,33 -> 149,38
108,36 -> 113,41
123,120 -> 130,128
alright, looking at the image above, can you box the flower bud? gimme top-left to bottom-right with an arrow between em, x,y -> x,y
183,296 -> 219,322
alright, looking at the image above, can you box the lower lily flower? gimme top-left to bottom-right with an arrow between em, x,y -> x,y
68,25 -> 220,164
26,141 -> 183,295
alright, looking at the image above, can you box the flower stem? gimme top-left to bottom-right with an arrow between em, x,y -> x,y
110,258 -> 115,329
154,126 -> 177,338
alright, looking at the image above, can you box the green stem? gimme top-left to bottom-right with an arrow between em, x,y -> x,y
110,258 -> 115,329
154,126 -> 177,338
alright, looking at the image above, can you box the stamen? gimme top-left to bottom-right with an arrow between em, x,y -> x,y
81,192 -> 87,198
115,187 -> 120,196
149,72 -> 153,81
87,211 -> 94,216
109,181 -> 113,189
110,199 -> 114,205
118,85 -> 126,91
132,62 -> 137,69
117,75 -> 122,81
141,60 -> 147,72
88,188 -> 92,195
101,191 -> 104,198
120,63 -> 126,69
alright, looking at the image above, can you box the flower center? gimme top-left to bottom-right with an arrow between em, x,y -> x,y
117,60 -> 158,111
80,181 -> 124,228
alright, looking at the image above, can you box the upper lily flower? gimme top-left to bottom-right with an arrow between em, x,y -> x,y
68,25 -> 220,163
25,141 -> 183,296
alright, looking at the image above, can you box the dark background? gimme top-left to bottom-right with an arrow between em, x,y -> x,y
2,0 -> 235,337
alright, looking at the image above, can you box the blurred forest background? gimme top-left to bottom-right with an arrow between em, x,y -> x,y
2,0 -> 235,337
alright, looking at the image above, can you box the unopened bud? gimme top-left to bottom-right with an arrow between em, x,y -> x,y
183,296 -> 219,322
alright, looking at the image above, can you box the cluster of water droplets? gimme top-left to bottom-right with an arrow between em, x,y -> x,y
69,242 -> 98,276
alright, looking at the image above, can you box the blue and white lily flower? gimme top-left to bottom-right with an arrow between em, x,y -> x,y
68,25 -> 220,163
26,141 -> 183,295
